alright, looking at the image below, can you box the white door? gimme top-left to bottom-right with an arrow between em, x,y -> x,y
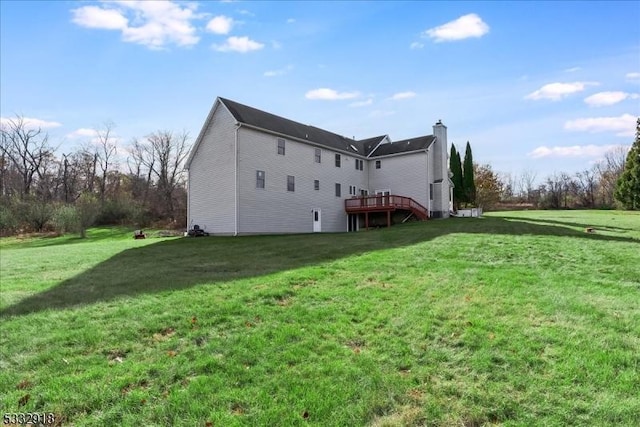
312,209 -> 321,232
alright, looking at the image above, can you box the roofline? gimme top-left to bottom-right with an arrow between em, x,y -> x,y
365,135 -> 390,159
369,148 -> 430,160
237,121 -> 371,159
368,136 -> 436,159
185,97 -> 224,169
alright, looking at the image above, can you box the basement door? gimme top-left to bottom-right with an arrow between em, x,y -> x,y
375,190 -> 390,206
312,209 -> 321,232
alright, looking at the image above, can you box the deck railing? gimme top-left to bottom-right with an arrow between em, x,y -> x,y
344,195 -> 428,220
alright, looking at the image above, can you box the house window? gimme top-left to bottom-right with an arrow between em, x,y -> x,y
287,175 -> 295,192
355,159 -> 363,171
375,160 -> 381,169
315,148 -> 321,163
256,170 -> 265,189
430,183 -> 434,200
314,180 -> 320,190
277,138 -> 285,155
335,153 -> 341,167
335,183 -> 341,197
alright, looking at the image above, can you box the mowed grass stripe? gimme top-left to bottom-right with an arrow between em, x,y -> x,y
1,211 -> 638,426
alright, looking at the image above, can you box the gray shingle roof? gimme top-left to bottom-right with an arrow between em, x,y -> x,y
219,97 -> 434,158
369,135 -> 436,157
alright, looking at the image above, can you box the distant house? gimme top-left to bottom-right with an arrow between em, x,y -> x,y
185,97 -> 452,235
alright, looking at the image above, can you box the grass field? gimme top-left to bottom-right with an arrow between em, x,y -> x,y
1,211 -> 639,426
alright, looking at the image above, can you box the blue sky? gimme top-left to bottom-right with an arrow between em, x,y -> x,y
1,1 -> 639,182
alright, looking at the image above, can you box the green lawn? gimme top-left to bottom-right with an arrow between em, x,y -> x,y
1,211 -> 639,426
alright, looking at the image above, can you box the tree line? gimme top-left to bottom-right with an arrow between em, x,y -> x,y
452,118 -> 639,212
0,116 -> 191,236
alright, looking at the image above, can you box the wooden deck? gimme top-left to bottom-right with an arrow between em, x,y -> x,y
344,195 -> 428,228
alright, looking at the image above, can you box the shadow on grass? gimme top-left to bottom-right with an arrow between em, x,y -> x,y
498,215 -> 636,233
2,216 -> 638,317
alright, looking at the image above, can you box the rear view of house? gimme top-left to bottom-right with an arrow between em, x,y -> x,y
186,97 -> 452,235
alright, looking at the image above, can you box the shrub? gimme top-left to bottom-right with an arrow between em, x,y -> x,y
53,205 -> 80,234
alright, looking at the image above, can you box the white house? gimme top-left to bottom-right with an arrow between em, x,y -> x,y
185,97 -> 452,235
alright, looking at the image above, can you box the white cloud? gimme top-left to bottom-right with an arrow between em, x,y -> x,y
584,91 -> 639,107
71,5 -> 128,30
423,13 -> 489,43
525,81 -> 598,101
410,42 -> 424,50
390,91 -> 416,100
0,116 -> 62,129
626,72 -> 640,81
564,113 -> 637,137
350,99 -> 373,107
305,88 -> 360,100
66,128 -> 97,138
287,18 -> 296,24
213,36 -> 264,53
71,1 -> 200,49
564,67 -> 581,73
529,144 -> 626,159
264,65 -> 293,77
206,15 -> 234,35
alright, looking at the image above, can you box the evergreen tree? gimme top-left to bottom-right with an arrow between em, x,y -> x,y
449,144 -> 464,208
463,141 -> 476,205
614,118 -> 640,210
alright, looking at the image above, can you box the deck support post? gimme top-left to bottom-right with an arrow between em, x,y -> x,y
387,210 -> 391,228
365,212 -> 369,230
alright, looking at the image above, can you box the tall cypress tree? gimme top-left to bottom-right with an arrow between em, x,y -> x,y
449,144 -> 464,208
614,118 -> 640,210
463,141 -> 476,206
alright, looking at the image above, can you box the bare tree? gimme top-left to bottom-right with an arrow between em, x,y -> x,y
79,145 -> 98,194
595,146 -> 628,207
95,121 -> 117,203
575,167 -> 598,208
128,137 -> 155,205
145,130 -> 190,220
518,168 -> 538,203
0,115 -> 56,198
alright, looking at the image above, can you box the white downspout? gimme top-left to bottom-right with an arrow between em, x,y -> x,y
426,148 -> 432,215
186,169 -> 190,234
234,123 -> 240,236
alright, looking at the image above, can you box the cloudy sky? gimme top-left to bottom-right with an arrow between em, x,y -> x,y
1,1 -> 639,181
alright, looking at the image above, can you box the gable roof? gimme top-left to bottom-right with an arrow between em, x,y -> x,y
188,97 -> 436,166
220,97 -> 367,155
369,135 -> 436,157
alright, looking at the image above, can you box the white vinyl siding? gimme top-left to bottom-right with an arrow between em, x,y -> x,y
368,152 -> 429,209
237,127 -> 367,233
187,104 -> 237,234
